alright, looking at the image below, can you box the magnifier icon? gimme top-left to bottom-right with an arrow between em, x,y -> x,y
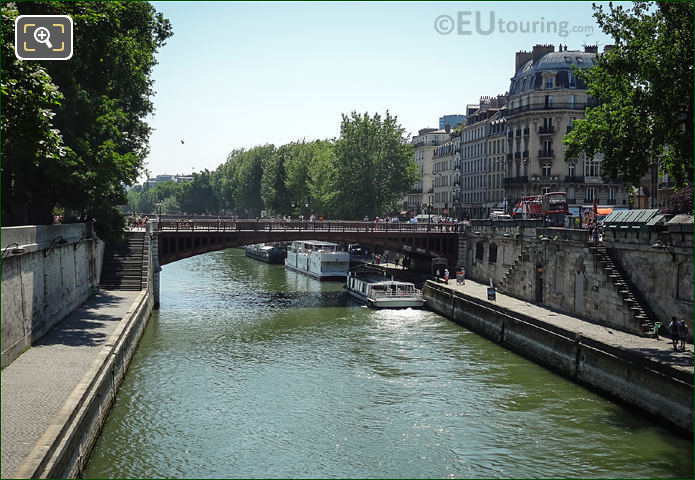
33,27 -> 53,49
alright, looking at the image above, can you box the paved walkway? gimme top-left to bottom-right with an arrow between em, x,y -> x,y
434,276 -> 694,374
1,291 -> 139,479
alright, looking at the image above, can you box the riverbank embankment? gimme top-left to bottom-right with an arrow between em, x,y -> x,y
1,289 -> 152,478
423,279 -> 693,434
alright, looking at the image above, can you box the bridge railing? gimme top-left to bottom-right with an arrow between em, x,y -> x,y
156,219 -> 462,233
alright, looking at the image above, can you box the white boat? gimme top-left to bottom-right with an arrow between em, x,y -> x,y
346,269 -> 424,309
284,240 -> 350,281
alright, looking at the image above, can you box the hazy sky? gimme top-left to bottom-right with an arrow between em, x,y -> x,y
143,1 -> 625,180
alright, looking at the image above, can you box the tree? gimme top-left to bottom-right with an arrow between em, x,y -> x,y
3,2 -> 172,241
332,111 -> 419,219
563,1 -> 694,188
1,5 -> 67,225
261,147 -> 291,215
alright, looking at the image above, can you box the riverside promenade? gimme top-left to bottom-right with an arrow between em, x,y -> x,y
375,259 -> 693,372
439,276 -> 694,372
1,290 -> 140,478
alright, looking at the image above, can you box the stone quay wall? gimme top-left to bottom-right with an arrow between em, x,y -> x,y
1,224 -> 105,368
424,282 -> 694,433
457,220 -> 693,337
15,289 -> 154,479
604,227 -> 693,333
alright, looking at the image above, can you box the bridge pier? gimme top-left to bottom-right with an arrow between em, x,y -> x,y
150,224 -> 161,310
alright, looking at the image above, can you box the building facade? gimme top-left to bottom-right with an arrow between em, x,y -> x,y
458,96 -> 507,219
503,44 -> 627,213
439,114 -> 467,131
405,128 -> 450,215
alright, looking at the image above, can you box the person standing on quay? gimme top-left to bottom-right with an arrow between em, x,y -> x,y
669,316 -> 681,351
444,268 -> 450,285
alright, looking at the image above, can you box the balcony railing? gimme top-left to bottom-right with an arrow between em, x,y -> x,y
564,175 -> 584,183
567,197 -> 577,204
583,198 -> 595,203
538,149 -> 554,158
539,126 -> 555,134
502,100 -> 597,117
606,199 -> 617,205
530,175 -> 562,183
503,176 -> 528,185
602,177 -> 622,184
658,181 -> 675,189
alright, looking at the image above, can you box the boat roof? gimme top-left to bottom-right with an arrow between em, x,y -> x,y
349,272 -> 416,286
293,240 -> 339,246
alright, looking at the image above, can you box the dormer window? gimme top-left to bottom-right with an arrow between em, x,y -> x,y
564,56 -> 572,64
576,56 -> 584,64
545,77 -> 553,89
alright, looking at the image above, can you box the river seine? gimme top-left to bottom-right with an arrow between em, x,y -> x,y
84,248 -> 693,478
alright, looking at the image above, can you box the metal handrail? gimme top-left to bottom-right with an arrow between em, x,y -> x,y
156,219 -> 463,233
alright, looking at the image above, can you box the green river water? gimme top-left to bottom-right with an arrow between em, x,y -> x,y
84,248 -> 693,478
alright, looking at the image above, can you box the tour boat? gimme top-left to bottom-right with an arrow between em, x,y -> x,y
284,240 -> 350,280
346,268 -> 424,309
244,243 -> 287,264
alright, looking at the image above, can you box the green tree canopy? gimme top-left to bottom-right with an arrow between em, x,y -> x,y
2,1 -> 172,240
563,1 -> 694,187
333,111 -> 419,219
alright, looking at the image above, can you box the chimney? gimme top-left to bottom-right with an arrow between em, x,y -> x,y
515,50 -> 533,72
603,45 -> 615,53
532,44 -> 555,63
584,45 -> 598,54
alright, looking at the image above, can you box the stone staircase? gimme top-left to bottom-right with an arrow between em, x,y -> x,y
497,246 -> 529,293
100,232 -> 148,291
588,244 -> 658,336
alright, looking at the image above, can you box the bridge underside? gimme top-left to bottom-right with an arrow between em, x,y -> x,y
158,230 -> 458,266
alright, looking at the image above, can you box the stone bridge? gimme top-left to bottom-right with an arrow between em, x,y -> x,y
155,219 -> 461,265
148,219 -> 462,308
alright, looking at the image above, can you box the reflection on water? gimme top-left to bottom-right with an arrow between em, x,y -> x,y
85,249 -> 693,478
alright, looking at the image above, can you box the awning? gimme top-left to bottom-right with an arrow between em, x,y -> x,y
597,207 -> 613,215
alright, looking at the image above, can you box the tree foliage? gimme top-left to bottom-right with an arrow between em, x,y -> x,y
332,111 -> 418,218
563,1 -> 694,188
120,113 -> 418,220
2,1 -> 172,240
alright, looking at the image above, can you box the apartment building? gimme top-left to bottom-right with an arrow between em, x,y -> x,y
405,127 -> 451,214
431,135 -> 460,216
503,44 -> 627,211
485,112 -> 507,216
458,96 -> 507,219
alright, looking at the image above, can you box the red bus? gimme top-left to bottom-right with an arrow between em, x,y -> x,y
512,192 -> 568,226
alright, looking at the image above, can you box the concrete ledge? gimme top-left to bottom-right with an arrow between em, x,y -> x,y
14,290 -> 153,479
424,281 -> 694,434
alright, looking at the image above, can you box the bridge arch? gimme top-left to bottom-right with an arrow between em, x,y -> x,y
155,219 -> 460,266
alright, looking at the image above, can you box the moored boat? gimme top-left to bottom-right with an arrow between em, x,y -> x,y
346,268 -> 424,308
245,243 -> 287,264
284,240 -> 350,280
